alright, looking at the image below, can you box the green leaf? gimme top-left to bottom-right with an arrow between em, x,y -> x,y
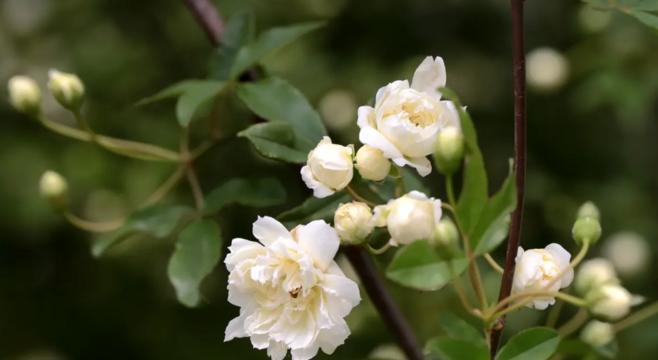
229,21 -> 325,79
620,0 -> 658,11
167,220 -> 222,307
438,313 -> 486,345
204,177 -> 286,213
496,327 -> 560,360
628,9 -> 658,30
386,241 -> 468,291
176,81 -> 227,127
472,161 -> 517,255
277,193 -> 350,224
209,11 -> 255,80
237,77 -> 326,151
426,337 -> 489,360
91,205 -> 192,257
238,122 -> 308,163
400,167 -> 430,194
136,80 -> 208,106
440,88 -> 488,234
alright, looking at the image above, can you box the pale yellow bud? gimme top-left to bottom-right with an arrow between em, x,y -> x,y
588,284 -> 634,321
580,320 -> 614,347
48,69 -> 84,110
574,258 -> 619,296
8,75 -> 41,115
334,201 -> 374,244
432,218 -> 459,248
355,145 -> 391,181
434,126 -> 464,175
39,170 -> 68,210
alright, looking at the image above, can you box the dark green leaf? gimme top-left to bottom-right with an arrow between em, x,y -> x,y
386,241 -> 468,291
136,80 -> 208,106
209,11 -> 255,80
277,193 -> 350,225
628,9 -> 658,30
204,177 -> 286,213
426,337 -> 489,360
91,205 -> 192,257
472,161 -> 516,255
167,220 -> 222,307
400,167 -> 429,194
237,77 -> 326,151
238,122 -> 308,163
229,21 -> 325,79
440,88 -> 488,234
176,81 -> 227,127
496,327 -> 560,360
438,313 -> 486,345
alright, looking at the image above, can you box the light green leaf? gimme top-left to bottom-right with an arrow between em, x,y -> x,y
167,220 -> 222,307
472,161 -> 516,255
386,241 -> 468,291
496,327 -> 560,360
438,313 -> 486,345
237,77 -> 326,151
440,88 -> 488,234
238,122 -> 308,163
628,9 -> 658,30
277,193 -> 350,225
91,205 -> 192,257
426,337 -> 489,360
620,0 -> 658,11
176,81 -> 226,127
204,177 -> 286,213
208,11 -> 255,80
136,80 -> 209,106
229,21 -> 325,79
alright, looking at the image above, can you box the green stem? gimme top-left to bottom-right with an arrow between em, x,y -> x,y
141,166 -> 186,207
346,185 -> 376,207
484,253 -> 504,274
546,300 -> 564,328
367,242 -> 391,255
446,176 -> 457,206
558,308 -> 589,337
64,212 -> 123,233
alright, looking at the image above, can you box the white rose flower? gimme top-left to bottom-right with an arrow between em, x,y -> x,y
574,258 -> 618,295
373,191 -> 442,246
301,137 -> 354,198
357,56 -> 460,177
224,216 -> 361,360
512,243 -> 574,310
589,284 -> 635,321
580,320 -> 614,347
334,202 -> 374,244
355,145 -> 391,181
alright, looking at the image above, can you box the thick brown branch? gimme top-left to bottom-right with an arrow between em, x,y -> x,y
490,0 -> 527,355
182,0 -> 224,46
343,246 -> 424,360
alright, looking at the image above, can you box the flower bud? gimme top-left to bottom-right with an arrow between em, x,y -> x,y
580,320 -> 614,348
577,201 -> 600,220
39,170 -> 68,210
301,137 -> 354,198
355,145 -> 391,181
574,258 -> 619,295
47,69 -> 84,110
572,217 -> 602,246
334,201 -> 374,245
431,218 -> 459,248
373,191 -> 442,246
588,284 -> 634,321
434,126 -> 464,175
8,75 -> 41,115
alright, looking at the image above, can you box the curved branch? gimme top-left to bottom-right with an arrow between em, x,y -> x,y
182,0 -> 224,46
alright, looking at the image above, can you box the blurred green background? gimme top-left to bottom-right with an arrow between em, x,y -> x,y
1,0 -> 657,359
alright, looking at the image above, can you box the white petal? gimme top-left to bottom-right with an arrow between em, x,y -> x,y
411,56 -> 447,93
318,322 -> 350,355
372,204 -> 389,227
267,341 -> 288,360
291,344 -> 320,360
405,156 -> 432,177
301,165 -> 335,198
358,127 -> 404,162
224,238 -> 265,270
440,100 -> 461,129
545,243 -> 574,288
357,106 -> 375,128
296,220 -> 340,270
253,216 -> 291,246
531,297 -> 555,310
224,314 -> 247,341
323,273 -> 361,308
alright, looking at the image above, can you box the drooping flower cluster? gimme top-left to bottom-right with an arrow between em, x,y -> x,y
224,217 -> 360,360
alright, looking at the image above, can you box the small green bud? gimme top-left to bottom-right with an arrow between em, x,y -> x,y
39,170 -> 68,210
572,217 -> 602,246
432,218 -> 459,248
48,69 -> 84,110
434,126 -> 464,175
577,201 -> 600,220
8,75 -> 41,116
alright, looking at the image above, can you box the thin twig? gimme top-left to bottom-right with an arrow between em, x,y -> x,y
182,0 -> 224,45
343,246 -> 424,360
484,253 -> 504,274
490,0 -> 527,355
64,212 -> 124,233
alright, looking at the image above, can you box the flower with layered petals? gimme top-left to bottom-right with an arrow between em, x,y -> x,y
357,56 -> 460,177
301,137 -> 354,198
373,190 -> 442,246
512,243 -> 574,310
224,216 -> 361,360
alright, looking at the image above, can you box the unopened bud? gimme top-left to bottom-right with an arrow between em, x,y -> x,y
572,217 -> 602,246
39,170 -> 68,210
574,258 -> 619,295
48,69 -> 84,110
577,201 -> 600,220
334,201 -> 374,244
431,218 -> 459,248
580,320 -> 614,348
8,75 -> 41,115
587,284 -> 634,321
355,145 -> 391,182
434,127 -> 464,175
